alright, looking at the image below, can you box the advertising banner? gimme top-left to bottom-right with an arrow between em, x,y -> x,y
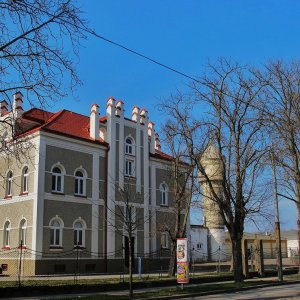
176,238 -> 189,284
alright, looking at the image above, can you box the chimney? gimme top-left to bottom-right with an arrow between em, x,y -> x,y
148,122 -> 155,154
90,103 -> 99,140
115,100 -> 124,117
155,132 -> 161,151
140,108 -> 148,125
0,100 -> 8,117
132,106 -> 140,122
13,92 -> 23,118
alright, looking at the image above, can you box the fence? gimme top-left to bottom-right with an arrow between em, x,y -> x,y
0,244 -> 298,287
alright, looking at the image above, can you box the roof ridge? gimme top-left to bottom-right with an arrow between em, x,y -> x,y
40,109 -> 65,128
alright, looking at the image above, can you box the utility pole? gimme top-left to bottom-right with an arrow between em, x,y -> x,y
271,148 -> 283,281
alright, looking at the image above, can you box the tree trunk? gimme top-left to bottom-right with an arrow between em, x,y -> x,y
168,241 -> 177,277
129,238 -> 133,299
231,237 -> 244,282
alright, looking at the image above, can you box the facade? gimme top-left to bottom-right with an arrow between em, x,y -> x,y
0,92 -> 180,275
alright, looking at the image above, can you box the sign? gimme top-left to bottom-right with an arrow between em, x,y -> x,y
176,238 -> 189,284
1,264 -> 8,271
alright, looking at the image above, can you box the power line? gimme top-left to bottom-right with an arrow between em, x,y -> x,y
13,0 -> 201,84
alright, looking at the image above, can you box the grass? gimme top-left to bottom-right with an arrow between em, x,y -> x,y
51,280 -> 278,300
0,271 -> 233,288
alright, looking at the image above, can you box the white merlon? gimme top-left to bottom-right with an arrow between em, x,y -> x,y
115,100 -> 124,117
148,122 -> 155,154
106,97 -> 116,114
154,132 -> 161,151
132,106 -> 140,122
0,100 -> 8,117
140,108 -> 148,124
90,103 -> 99,140
13,91 -> 23,118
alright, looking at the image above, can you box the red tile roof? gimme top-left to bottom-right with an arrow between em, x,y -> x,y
17,108 -> 108,146
16,108 -> 174,161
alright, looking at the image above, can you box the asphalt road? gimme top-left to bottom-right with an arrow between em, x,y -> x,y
182,282 -> 300,300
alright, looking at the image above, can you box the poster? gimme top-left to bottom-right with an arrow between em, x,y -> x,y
176,238 -> 189,284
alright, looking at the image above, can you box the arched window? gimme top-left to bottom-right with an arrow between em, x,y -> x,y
159,183 -> 168,206
74,169 -> 86,196
22,167 -> 29,193
19,219 -> 27,246
50,219 -> 62,247
6,171 -> 13,196
4,221 -> 10,247
52,166 -> 64,193
125,137 -> 133,154
73,221 -> 85,247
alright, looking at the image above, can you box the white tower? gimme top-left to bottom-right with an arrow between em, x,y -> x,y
198,143 -> 226,261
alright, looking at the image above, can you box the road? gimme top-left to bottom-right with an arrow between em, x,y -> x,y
182,282 -> 300,300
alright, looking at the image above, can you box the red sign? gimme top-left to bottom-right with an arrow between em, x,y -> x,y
1,264 -> 8,271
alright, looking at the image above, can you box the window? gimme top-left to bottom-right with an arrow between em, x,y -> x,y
50,219 -> 62,247
6,171 -> 13,196
75,170 -> 86,196
125,137 -> 133,154
4,221 -> 10,247
22,167 -> 29,193
161,232 -> 168,249
125,159 -> 134,176
19,219 -> 27,246
197,243 -> 202,250
159,183 -> 168,206
52,166 -> 63,193
73,221 -> 84,247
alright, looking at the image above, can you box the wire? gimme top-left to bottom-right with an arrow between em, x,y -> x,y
12,0 -> 201,84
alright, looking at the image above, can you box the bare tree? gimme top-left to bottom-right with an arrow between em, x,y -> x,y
0,0 -> 88,161
161,59 -> 269,282
105,182 -> 149,300
157,129 -> 194,276
258,60 -> 300,272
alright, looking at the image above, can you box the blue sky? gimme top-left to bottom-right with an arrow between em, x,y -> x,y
49,0 -> 300,230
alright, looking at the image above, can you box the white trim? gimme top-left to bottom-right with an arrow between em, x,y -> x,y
91,153 -> 99,255
106,102 -> 116,256
136,123 -> 141,193
150,165 -> 157,252
32,135 -> 45,258
119,115 -> 125,189
142,122 -> 150,254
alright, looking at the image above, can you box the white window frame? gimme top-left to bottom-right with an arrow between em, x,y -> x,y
51,165 -> 64,193
22,167 -> 29,193
74,168 -> 87,196
159,183 -> 168,206
49,218 -> 63,247
19,219 -> 27,246
73,220 -> 86,247
6,171 -> 13,196
161,232 -> 169,249
4,221 -> 10,247
125,136 -> 135,155
125,158 -> 135,177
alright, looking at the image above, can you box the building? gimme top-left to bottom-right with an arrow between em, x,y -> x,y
0,92 -> 180,275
